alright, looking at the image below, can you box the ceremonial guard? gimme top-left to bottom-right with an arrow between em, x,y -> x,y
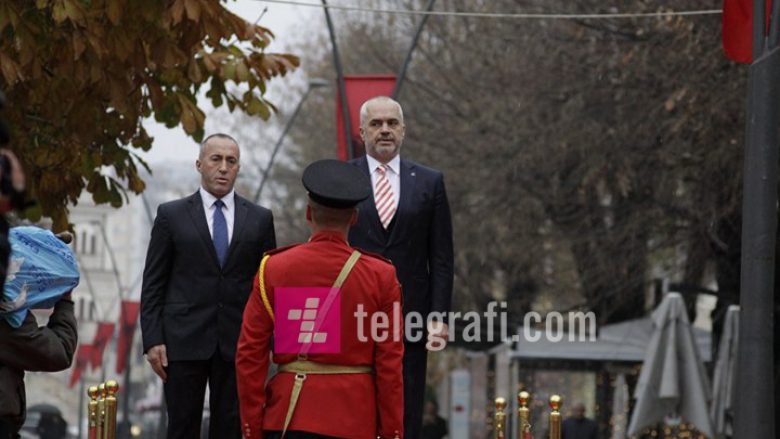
236,159 -> 404,439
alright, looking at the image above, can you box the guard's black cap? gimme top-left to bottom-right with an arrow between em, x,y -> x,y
302,159 -> 371,208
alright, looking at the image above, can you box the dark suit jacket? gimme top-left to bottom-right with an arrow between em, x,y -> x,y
348,156 -> 454,321
140,191 -> 276,362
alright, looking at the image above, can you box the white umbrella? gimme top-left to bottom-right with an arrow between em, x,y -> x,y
710,305 -> 739,438
610,373 -> 629,439
627,292 -> 714,437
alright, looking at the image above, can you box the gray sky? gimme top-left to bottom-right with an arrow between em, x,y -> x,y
139,0 -> 315,166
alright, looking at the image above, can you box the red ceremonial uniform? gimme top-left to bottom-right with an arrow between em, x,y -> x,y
236,230 -> 404,439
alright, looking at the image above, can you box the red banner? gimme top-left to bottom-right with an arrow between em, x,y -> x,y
336,75 -> 397,160
69,344 -> 93,388
116,300 -> 141,374
722,0 -> 773,63
90,322 -> 115,371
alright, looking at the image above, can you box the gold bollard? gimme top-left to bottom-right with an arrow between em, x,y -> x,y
87,386 -> 99,439
494,397 -> 507,439
96,383 -> 106,439
548,395 -> 562,439
518,391 -> 532,438
102,380 -> 120,439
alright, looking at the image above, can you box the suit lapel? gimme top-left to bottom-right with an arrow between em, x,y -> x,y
187,191 -> 220,268
224,195 -> 249,268
387,159 -> 415,245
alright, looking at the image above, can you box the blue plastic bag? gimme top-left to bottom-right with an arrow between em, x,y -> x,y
0,226 -> 80,328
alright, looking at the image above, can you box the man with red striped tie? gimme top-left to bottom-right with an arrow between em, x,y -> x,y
349,96 -> 454,439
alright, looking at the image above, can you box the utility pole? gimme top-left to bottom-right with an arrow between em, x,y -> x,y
734,1 -> 779,437
254,79 -> 329,203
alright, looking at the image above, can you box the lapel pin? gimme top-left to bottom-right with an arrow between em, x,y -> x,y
411,172 -> 416,177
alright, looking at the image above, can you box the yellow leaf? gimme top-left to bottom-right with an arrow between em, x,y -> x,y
113,34 -> 135,62
5,2 -> 19,29
72,32 -> 86,60
110,79 -> 127,114
0,52 -> 22,84
184,0 -> 201,22
170,0 -> 185,25
52,0 -> 67,24
86,30 -> 106,58
0,5 -> 8,32
201,54 -> 217,72
178,95 -> 196,134
187,60 -> 203,83
147,81 -> 164,112
63,0 -> 85,25
193,105 -> 205,127
90,62 -> 102,83
106,0 -> 122,25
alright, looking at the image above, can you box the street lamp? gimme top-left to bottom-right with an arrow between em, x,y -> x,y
254,78 -> 330,203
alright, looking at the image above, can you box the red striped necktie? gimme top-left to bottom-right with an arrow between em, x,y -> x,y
374,164 -> 396,229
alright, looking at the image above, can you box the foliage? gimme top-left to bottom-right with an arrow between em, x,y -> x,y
0,0 -> 299,230
260,0 -> 745,325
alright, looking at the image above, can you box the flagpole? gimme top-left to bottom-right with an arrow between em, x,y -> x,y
734,1 -> 778,438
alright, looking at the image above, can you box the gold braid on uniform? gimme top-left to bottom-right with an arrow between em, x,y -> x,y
258,254 -> 274,322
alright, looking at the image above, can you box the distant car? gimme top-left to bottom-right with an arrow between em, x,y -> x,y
19,404 -> 68,439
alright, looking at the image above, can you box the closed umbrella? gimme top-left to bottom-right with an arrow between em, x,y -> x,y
710,305 -> 739,438
627,292 -> 714,437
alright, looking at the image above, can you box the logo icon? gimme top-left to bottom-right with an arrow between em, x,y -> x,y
274,287 -> 341,354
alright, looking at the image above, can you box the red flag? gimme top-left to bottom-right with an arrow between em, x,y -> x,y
90,322 -> 115,371
722,0 -> 773,63
115,300 -> 141,374
336,75 -> 397,160
69,344 -> 93,388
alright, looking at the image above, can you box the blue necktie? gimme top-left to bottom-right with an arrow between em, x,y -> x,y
213,199 -> 228,267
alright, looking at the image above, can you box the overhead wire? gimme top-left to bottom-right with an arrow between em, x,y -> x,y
255,0 -> 721,20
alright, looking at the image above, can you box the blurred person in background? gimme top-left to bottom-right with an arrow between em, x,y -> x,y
421,400 -> 447,439
561,402 -> 598,439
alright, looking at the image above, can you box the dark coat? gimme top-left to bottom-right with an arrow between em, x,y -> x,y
0,299 -> 77,430
140,191 -> 276,361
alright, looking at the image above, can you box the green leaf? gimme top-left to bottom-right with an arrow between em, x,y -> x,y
52,1 -> 67,23
235,61 -> 249,82
221,61 -> 236,82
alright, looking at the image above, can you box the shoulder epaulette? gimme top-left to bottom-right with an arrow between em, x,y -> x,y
356,248 -> 393,265
263,243 -> 300,257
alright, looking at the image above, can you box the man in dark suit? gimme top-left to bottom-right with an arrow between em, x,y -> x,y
349,96 -> 454,439
140,133 -> 276,439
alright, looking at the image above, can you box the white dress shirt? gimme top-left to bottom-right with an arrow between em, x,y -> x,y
367,154 -> 401,213
199,187 -> 236,245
